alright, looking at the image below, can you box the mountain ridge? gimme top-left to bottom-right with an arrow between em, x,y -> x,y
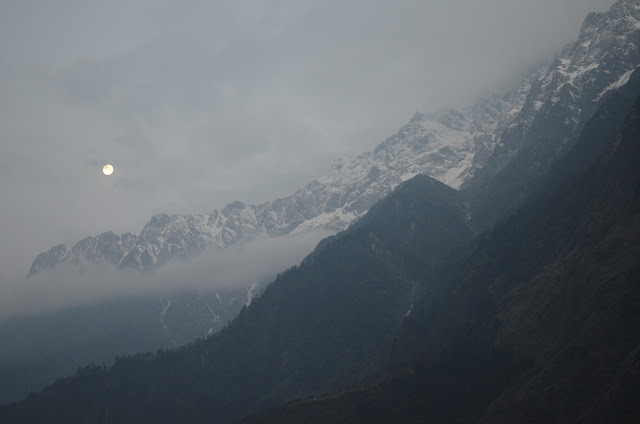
465,0 -> 640,229
29,1 -> 640,277
28,72 -> 536,276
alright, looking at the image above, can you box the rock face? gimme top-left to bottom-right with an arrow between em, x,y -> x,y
28,0 -> 640,276
474,0 -> 640,182
466,0 -> 640,228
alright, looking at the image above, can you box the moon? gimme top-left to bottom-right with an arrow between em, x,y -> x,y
102,164 -> 114,176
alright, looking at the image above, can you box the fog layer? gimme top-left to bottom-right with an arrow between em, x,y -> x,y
0,230 -> 331,321
0,0 -> 616,289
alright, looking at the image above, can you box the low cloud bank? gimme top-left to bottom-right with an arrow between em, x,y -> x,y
0,230 -> 332,321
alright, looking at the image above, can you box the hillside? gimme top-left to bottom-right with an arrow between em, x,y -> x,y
238,90 -> 640,424
0,175 -> 474,423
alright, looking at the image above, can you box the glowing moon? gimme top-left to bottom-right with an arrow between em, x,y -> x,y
102,164 -> 114,176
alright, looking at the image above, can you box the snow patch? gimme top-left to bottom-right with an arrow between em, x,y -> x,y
556,61 -> 599,89
246,281 -> 258,306
400,172 -> 418,182
595,68 -> 637,100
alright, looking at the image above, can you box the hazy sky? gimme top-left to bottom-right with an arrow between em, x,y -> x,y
0,0 -> 616,280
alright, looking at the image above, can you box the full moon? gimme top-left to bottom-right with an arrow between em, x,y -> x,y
102,164 -> 114,176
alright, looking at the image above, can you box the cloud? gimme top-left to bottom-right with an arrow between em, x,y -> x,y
0,230 -> 332,321
0,0 -> 616,283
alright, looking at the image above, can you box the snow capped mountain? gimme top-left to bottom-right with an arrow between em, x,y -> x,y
28,0 -> 640,277
468,0 -> 640,189
460,0 -> 640,231
29,80 -> 532,276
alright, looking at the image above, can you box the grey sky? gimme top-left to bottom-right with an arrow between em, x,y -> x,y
0,0 -> 616,280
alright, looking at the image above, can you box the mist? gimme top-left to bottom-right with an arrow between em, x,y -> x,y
0,230 -> 332,321
0,0 -> 617,296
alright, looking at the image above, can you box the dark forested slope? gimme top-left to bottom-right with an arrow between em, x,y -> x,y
0,175 -> 473,424
238,93 -> 640,424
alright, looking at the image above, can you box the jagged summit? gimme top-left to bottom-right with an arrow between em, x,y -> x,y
459,0 -> 640,230
468,0 -> 640,187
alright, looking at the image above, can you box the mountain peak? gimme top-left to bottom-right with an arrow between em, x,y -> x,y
28,244 -> 70,276
580,0 -> 640,38
409,111 -> 425,123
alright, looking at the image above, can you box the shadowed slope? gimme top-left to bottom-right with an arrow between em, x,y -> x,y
0,176 -> 473,424
237,93 -> 640,424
